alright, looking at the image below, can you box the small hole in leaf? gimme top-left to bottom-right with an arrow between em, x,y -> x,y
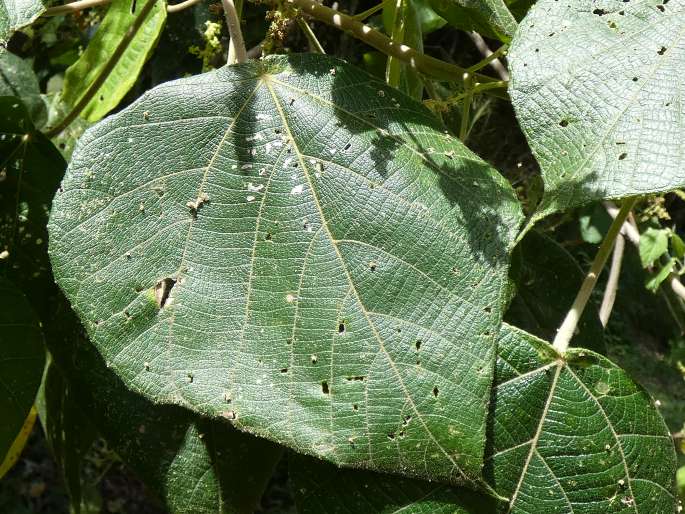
415,340 -> 422,351
658,46 -> 667,55
484,306 -> 492,314
352,404 -> 359,410
387,432 -> 395,440
155,277 -> 176,308
338,322 -> 346,334
321,381 -> 329,394
344,142 -> 351,150
618,152 -> 628,160
280,368 -> 288,373
265,232 -> 272,241
657,4 -> 665,11
632,77 -> 638,82
592,8 -> 607,14
432,386 -> 439,397
559,119 -> 569,127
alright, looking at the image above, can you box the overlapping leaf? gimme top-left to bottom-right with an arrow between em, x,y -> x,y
42,302 -> 282,514
0,50 -> 47,127
290,453 -> 499,513
61,0 -> 166,123
48,54 -> 523,484
506,230 -> 605,354
509,0 -> 685,220
0,278 -> 44,475
485,323 -> 676,513
0,0 -> 45,45
429,0 -> 517,41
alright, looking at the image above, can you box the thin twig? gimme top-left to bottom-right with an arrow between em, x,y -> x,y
288,0 -> 501,86
599,233 -> 625,327
223,0 -> 247,64
43,0 -> 110,15
297,18 -> 325,53
553,197 -> 639,353
44,0 -> 201,16
167,0 -> 203,13
45,0 -> 158,137
466,31 -> 509,81
604,200 -> 685,303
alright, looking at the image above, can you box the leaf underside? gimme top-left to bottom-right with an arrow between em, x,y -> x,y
509,0 -> 685,219
486,323 -> 676,513
49,54 -> 522,485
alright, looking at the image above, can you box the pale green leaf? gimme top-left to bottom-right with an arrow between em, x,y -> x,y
61,0 -> 167,122
509,0 -> 685,220
0,278 -> 45,470
640,227 -> 669,268
645,258 -> 675,292
670,232 -> 685,259
428,0 -> 517,42
48,54 -> 523,485
290,453 -> 500,513
0,0 -> 45,45
485,323 -> 677,513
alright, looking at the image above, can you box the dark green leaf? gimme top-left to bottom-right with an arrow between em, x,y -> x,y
428,0 -> 517,42
0,278 -> 45,469
49,54 -> 523,485
509,0 -> 685,219
290,453 -> 499,513
61,0 -> 167,122
506,230 -> 605,354
485,323 -> 677,513
0,50 -> 47,127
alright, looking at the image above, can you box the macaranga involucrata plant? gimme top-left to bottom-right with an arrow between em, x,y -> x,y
1,0 -> 684,512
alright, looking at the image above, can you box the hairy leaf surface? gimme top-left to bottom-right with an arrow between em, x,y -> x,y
61,0 -> 166,122
485,323 -> 676,513
49,54 -> 522,484
509,0 -> 685,219
0,278 -> 44,472
0,0 -> 45,45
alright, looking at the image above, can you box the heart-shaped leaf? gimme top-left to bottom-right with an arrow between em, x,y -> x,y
49,54 -> 522,484
509,0 -> 685,220
486,323 -> 676,513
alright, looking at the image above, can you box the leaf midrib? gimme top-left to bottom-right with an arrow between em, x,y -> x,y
264,78 -> 470,482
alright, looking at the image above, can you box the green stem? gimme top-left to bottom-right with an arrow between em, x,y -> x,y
385,0 -> 403,88
466,44 -> 508,74
459,74 -> 473,141
352,0 -> 389,20
553,197 -> 639,353
297,18 -> 325,53
223,0 -> 247,64
288,0 -> 500,86
44,0 -> 157,138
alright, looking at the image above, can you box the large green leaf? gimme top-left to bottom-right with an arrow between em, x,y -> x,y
509,0 -> 685,220
506,230 -> 605,354
0,0 -> 45,45
429,0 -> 517,42
485,323 -> 676,513
48,54 -> 523,485
61,0 -> 167,123
0,278 -> 45,471
290,453 -> 499,513
0,50 -> 47,127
